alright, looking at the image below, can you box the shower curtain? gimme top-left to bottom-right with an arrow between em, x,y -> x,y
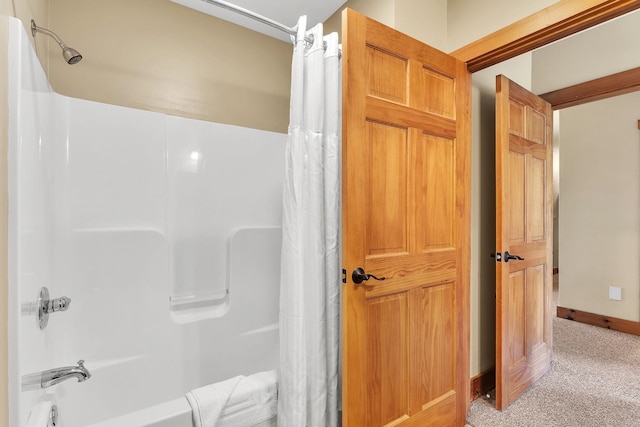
279,16 -> 342,427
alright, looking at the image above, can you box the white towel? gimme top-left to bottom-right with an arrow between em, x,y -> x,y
26,401 -> 53,427
187,375 -> 243,427
220,370 -> 278,427
187,370 -> 278,427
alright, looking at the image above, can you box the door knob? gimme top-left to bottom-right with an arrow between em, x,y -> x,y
352,267 -> 386,285
504,251 -> 524,262
491,251 -> 525,263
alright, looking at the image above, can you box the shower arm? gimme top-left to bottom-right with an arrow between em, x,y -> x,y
31,20 -> 69,50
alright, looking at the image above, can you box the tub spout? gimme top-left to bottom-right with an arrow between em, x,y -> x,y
22,360 -> 91,391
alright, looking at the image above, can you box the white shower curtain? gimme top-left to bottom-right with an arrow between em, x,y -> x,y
279,16 -> 341,427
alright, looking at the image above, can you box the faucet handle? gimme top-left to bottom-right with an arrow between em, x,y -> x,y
77,360 -> 85,368
32,287 -> 72,330
48,296 -> 71,313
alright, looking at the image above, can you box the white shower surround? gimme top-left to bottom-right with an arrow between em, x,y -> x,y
8,17 -> 285,427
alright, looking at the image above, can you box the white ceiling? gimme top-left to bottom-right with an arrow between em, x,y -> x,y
170,0 -> 346,43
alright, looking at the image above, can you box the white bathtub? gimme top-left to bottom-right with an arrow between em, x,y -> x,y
90,397 -> 194,427
90,370 -> 279,427
10,16 -> 286,426
90,397 -> 277,427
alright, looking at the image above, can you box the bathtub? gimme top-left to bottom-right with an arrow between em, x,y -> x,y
90,397 -> 195,427
10,16 -> 286,426
90,397 -> 277,427
89,370 -> 279,427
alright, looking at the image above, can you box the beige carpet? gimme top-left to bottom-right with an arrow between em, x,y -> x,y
467,280 -> 640,426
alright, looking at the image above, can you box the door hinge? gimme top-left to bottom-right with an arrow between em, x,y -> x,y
342,269 -> 347,284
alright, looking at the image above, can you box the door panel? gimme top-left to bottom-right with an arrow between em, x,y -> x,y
507,270 -> 526,363
367,121 -> 408,256
415,283 -> 456,403
366,293 -> 409,426
342,9 -> 471,427
509,152 -> 526,243
495,75 -> 553,410
415,133 -> 455,251
529,158 -> 546,240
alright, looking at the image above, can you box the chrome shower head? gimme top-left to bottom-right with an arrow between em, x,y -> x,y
31,19 -> 83,65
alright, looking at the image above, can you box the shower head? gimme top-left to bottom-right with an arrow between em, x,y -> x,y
62,46 -> 83,65
31,19 -> 83,65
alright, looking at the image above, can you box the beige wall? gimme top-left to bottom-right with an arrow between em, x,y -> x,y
531,9 -> 640,94
532,11 -> 640,322
558,92 -> 640,322
1,0 -> 47,24
324,0 -> 448,51
447,0 -> 559,51
324,0 -> 394,34
1,0 -> 50,67
326,0 -> 558,52
47,0 -> 292,133
395,0 -> 448,50
2,0 -> 293,134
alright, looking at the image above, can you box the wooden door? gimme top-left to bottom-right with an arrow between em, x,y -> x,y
342,9 -> 471,427
495,75 -> 553,410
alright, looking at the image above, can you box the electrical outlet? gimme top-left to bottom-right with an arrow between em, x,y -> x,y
609,286 -> 622,301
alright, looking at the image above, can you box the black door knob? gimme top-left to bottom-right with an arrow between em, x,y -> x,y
352,267 -> 386,285
504,251 -> 524,262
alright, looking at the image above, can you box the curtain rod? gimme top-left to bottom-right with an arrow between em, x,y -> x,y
202,0 -> 315,45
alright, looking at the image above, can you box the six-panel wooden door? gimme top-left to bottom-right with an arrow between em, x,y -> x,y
341,9 -> 471,426
495,75 -> 553,410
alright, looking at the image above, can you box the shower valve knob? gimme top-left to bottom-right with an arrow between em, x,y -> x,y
48,296 -> 72,313
32,287 -> 72,330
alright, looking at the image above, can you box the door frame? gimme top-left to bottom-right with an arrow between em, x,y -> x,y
450,0 -> 640,410
452,1 -> 640,103
451,0 -> 640,74
538,67 -> 640,109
